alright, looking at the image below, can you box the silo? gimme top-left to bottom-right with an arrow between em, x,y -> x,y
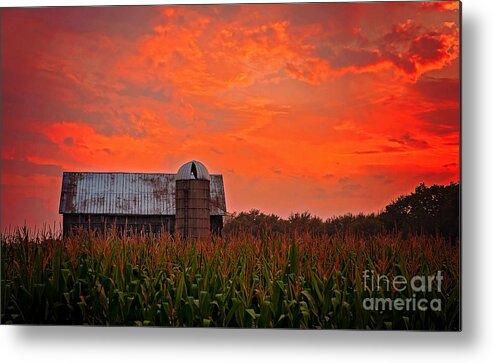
175,160 -> 211,239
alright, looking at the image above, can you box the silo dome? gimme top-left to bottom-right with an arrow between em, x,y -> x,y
176,160 -> 211,181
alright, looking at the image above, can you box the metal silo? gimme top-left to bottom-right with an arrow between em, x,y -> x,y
175,160 -> 211,239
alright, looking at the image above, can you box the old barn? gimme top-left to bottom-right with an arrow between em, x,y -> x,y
58,161 -> 226,237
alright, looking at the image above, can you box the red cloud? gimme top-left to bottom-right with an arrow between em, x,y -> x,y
422,2 -> 460,11
376,22 -> 459,80
285,58 -> 331,84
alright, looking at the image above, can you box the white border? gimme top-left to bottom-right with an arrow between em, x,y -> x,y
1,0 -> 493,362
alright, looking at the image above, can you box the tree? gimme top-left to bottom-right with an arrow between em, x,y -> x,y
380,182 -> 459,239
223,182 -> 460,241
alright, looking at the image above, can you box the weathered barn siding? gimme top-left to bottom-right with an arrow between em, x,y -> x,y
62,215 -> 223,236
210,175 -> 226,215
63,214 -> 175,235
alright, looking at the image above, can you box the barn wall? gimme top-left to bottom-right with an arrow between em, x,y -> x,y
63,214 -> 175,236
63,214 -> 223,237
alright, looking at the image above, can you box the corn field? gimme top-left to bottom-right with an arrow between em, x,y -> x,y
1,229 -> 460,329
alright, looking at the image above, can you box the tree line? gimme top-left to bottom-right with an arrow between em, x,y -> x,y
223,182 -> 460,240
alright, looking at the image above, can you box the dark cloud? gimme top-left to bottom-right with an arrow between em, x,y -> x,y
4,6 -> 161,39
342,183 -> 362,191
372,174 -> 394,184
383,21 -> 421,44
410,76 -> 459,102
2,71 -> 112,133
409,33 -> 447,64
167,112 -> 193,130
379,145 -> 407,153
312,187 -> 330,199
276,2 -> 365,29
2,129 -> 56,148
210,147 -> 223,155
353,144 -> 413,155
2,159 -> 63,177
364,164 -> 457,185
354,150 -> 380,155
380,50 -> 417,74
118,82 -> 172,102
1,130 -> 63,162
418,107 -> 459,135
330,48 -> 380,70
377,24 -> 457,76
388,133 -> 430,149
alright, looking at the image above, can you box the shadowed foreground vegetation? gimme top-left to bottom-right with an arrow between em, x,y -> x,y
1,228 -> 459,330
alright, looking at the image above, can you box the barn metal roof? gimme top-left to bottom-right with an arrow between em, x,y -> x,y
59,172 -> 226,216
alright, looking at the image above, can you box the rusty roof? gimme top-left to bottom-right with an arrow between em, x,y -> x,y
59,172 -> 226,216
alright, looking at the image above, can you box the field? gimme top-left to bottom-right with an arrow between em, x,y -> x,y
1,229 -> 460,329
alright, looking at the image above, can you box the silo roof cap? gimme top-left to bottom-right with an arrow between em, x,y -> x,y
176,160 -> 211,181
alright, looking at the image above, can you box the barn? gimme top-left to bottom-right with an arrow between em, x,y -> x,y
58,160 -> 226,237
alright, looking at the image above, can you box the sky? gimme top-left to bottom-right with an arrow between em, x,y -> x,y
1,1 -> 460,229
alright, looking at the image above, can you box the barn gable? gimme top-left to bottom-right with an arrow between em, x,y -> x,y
59,172 -> 226,216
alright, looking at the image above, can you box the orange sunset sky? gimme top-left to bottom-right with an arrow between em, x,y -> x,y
1,2 -> 460,229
